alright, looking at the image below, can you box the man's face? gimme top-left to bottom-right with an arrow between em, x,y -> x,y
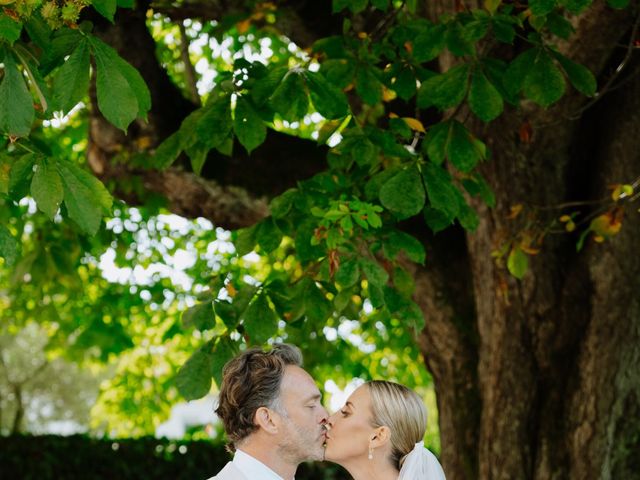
274,365 -> 329,463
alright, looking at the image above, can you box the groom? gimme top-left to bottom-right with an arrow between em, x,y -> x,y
207,343 -> 329,480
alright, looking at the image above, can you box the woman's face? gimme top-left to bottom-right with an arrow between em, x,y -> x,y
324,385 -> 376,463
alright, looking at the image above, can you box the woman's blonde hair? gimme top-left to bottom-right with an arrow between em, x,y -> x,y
367,380 -> 427,469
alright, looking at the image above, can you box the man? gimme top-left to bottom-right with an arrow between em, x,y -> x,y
208,343 -> 329,480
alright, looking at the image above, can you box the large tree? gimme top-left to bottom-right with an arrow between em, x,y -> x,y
1,0 -> 639,478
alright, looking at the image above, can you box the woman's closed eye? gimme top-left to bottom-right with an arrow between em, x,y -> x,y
340,409 -> 349,417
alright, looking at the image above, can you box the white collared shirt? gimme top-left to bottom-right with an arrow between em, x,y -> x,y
233,449 -> 292,480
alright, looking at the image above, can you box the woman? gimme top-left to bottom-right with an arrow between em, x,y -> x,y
324,380 -> 445,480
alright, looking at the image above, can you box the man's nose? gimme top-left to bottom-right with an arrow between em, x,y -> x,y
319,406 -> 329,423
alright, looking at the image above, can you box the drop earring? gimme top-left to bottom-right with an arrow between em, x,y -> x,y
368,445 -> 373,460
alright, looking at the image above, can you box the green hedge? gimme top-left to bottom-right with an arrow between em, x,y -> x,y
0,435 -> 349,479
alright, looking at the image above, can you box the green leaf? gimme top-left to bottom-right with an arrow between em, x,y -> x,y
153,131 -> 182,169
256,218 -> 282,253
423,121 -> 451,165
504,49 -> 537,98
492,16 -> 516,44
379,166 -> 426,219
0,50 -> 34,137
243,294 -> 279,344
270,189 -> 298,218
417,63 -> 470,110
90,37 -> 144,131
234,96 -> 267,154
9,154 -> 36,200
405,300 -> 425,331
424,206 -> 453,232
606,0 -> 629,7
529,0 -> 557,16
457,200 -> 479,230
183,301 -> 214,330
413,24 -> 446,63
545,12 -> 575,39
232,284 -> 259,317
211,337 -> 239,388
295,219 -> 324,263
235,225 -> 257,256
523,51 -> 565,107
462,173 -> 495,207
92,0 -> 117,22
393,265 -> 415,297
371,0 -> 390,9
359,258 -> 389,287
393,67 -> 418,101
252,66 -> 287,105
553,53 -> 597,97
384,230 -> 425,264
321,59 -> 356,89
184,142 -> 209,175
0,224 -> 19,267
198,94 -> 233,152
31,159 -> 63,220
306,71 -> 350,119
356,66 -> 383,105
423,163 -> 460,221
468,71 -> 503,122
368,282 -> 385,308
0,14 -> 22,45
53,40 -> 90,115
303,281 -> 332,323
336,258 -> 360,288
448,121 -> 482,172
269,71 -> 309,121
214,300 -> 238,329
561,0 -> 593,14
445,22 -> 475,57
57,160 -> 113,235
175,345 -> 213,400
24,15 -> 51,51
507,246 -> 528,279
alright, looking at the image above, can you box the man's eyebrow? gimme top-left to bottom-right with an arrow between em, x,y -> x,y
304,393 -> 322,402
346,401 -> 354,410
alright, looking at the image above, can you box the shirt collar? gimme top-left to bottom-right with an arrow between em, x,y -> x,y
233,449 -> 292,480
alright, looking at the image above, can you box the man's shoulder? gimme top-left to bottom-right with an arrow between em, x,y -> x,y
206,461 -> 246,480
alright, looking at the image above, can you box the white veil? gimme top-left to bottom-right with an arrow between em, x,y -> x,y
397,441 -> 446,480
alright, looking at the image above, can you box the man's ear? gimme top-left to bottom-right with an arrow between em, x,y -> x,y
370,426 -> 391,448
254,407 -> 279,434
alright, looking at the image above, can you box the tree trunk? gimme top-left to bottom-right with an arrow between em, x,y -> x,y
414,3 -> 640,479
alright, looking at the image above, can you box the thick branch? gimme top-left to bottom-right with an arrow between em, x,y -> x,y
150,0 -> 342,49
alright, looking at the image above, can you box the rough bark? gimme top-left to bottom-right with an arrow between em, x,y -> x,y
420,3 -> 639,478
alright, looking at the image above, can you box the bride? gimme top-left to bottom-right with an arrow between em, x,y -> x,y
323,380 -> 446,480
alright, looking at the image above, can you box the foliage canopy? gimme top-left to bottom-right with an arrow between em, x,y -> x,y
0,0 -> 636,441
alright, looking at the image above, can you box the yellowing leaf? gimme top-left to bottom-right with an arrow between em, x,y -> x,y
484,0 -> 502,13
611,183 -> 634,201
237,19 -> 251,33
507,204 -> 523,219
382,86 -> 397,102
559,214 -> 571,222
403,117 -> 426,133
590,212 -> 622,237
226,282 -> 237,297
520,245 -> 540,255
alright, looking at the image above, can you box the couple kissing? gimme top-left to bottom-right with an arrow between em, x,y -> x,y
207,344 -> 445,480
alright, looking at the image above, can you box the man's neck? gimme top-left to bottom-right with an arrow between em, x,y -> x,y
237,444 -> 297,480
